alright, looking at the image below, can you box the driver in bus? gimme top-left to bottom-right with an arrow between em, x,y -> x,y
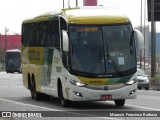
110,47 -> 123,56
72,54 -> 82,71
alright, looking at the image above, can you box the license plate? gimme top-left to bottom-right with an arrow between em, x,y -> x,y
100,95 -> 112,101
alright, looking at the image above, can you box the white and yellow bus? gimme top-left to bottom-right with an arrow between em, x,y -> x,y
21,6 -> 144,107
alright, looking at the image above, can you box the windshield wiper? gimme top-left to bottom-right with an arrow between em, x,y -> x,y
104,41 -> 122,76
90,44 -> 105,74
107,55 -> 123,76
90,55 -> 102,73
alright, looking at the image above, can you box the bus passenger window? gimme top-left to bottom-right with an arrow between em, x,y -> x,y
46,21 -> 54,47
22,24 -> 29,46
53,20 -> 60,50
41,23 -> 47,47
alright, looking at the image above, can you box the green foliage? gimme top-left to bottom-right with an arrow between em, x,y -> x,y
150,76 -> 160,81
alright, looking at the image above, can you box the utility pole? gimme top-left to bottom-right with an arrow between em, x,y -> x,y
68,0 -> 70,8
5,27 -> 9,52
63,0 -> 64,8
0,32 -> 1,50
144,0 -> 146,70
140,0 -> 143,69
76,0 -> 78,7
0,32 -> 1,60
151,0 -> 156,77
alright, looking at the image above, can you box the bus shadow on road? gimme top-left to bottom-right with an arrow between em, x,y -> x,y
31,96 -> 132,110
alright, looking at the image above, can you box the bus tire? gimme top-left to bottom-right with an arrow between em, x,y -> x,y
58,81 -> 71,107
30,80 -> 34,99
30,80 -> 41,101
114,99 -> 125,106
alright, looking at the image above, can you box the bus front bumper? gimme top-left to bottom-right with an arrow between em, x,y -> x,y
64,83 -> 137,101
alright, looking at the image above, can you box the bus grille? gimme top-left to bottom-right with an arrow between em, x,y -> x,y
84,84 -> 126,90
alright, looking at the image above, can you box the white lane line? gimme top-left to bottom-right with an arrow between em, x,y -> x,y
126,104 -> 160,111
0,97 -> 61,111
0,98 -> 122,120
107,101 -> 160,111
99,117 -> 122,120
0,86 -> 24,88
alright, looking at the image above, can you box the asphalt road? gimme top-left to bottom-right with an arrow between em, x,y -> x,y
0,72 -> 160,120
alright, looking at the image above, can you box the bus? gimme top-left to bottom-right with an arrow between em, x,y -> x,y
5,49 -> 21,73
21,6 -> 144,107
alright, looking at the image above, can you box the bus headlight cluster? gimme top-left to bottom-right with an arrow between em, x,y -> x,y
70,80 -> 86,87
125,79 -> 136,85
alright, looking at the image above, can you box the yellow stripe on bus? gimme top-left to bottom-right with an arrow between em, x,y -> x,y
77,76 -> 109,85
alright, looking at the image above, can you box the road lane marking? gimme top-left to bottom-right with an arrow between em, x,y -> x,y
0,98 -> 121,120
126,104 -> 160,111
0,86 -> 24,88
0,97 -> 61,111
107,101 -> 160,111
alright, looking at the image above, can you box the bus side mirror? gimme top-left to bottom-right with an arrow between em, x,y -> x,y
62,30 -> 69,52
134,29 -> 144,50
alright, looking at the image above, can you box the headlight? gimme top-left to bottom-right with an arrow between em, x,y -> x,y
146,79 -> 150,83
125,79 -> 136,85
70,80 -> 86,87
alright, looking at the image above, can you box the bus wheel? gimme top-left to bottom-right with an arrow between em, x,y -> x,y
114,99 -> 125,106
30,80 -> 41,101
59,83 -> 71,107
30,80 -> 34,99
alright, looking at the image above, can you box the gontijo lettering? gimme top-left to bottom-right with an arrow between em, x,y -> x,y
28,51 -> 40,60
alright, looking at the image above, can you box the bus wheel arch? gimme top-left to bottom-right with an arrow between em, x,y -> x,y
57,78 -> 71,107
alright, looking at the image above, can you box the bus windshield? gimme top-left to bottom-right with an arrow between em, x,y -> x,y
6,52 -> 20,58
69,24 -> 136,77
5,50 -> 21,73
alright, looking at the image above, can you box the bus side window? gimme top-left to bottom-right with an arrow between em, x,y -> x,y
26,24 -> 30,46
38,22 -> 43,47
29,23 -> 34,46
42,23 -> 47,47
22,24 -> 29,46
36,23 -> 41,47
32,23 -> 37,46
46,21 -> 54,47
53,20 -> 60,50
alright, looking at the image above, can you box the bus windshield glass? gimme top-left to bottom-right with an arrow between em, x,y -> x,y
6,52 -> 20,58
69,24 -> 136,77
5,50 -> 21,73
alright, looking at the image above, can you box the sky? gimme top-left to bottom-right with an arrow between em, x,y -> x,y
0,0 -> 156,35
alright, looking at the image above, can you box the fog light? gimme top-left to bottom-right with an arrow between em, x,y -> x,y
129,89 -> 136,95
73,91 -> 83,97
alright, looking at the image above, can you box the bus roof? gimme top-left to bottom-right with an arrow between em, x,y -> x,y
6,49 -> 21,52
63,6 -> 130,24
22,6 -> 131,24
